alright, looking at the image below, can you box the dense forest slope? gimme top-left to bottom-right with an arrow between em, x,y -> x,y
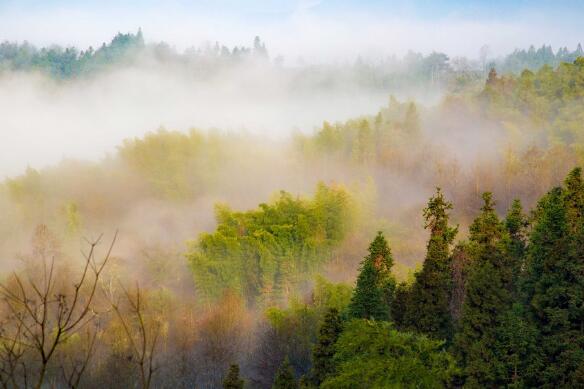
0,57 -> 583,388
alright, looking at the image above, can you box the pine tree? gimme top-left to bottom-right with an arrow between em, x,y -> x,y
563,167 -> 584,233
455,193 -> 514,386
404,188 -> 457,341
504,199 -> 528,291
521,181 -> 584,387
391,281 -> 411,329
273,357 -> 298,389
308,308 -> 343,386
348,232 -> 395,321
223,364 -> 244,389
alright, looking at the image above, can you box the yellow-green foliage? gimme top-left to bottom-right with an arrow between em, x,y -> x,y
481,59 -> 584,146
311,275 -> 352,312
118,128 -> 223,199
5,167 -> 45,220
186,183 -> 354,306
297,97 -> 420,166
63,201 -> 81,235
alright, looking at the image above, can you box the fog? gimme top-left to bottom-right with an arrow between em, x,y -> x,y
0,63 -> 393,177
1,3 -> 582,387
1,0 -> 582,61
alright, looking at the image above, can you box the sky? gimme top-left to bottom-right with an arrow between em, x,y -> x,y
0,0 -> 582,61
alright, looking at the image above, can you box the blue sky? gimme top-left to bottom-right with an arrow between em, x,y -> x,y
0,0 -> 582,60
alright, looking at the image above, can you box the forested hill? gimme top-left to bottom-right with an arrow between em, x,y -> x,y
1,29 -> 582,92
0,57 -> 583,388
494,43 -> 584,74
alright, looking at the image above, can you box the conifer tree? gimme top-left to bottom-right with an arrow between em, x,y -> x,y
521,181 -> 584,387
391,281 -> 411,329
563,167 -> 584,233
273,358 -> 298,389
223,364 -> 245,389
348,232 -> 395,321
455,193 -> 514,386
307,308 -> 343,386
504,199 -> 528,290
404,188 -> 457,341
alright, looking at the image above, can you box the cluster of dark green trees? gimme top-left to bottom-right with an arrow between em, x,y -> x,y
6,29 -> 581,90
0,30 -> 270,78
0,30 -> 145,78
224,168 -> 584,388
495,44 -> 584,74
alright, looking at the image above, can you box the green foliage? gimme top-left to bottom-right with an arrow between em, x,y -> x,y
0,30 -> 144,78
495,303 -> 540,388
223,364 -> 245,389
403,102 -> 421,137
320,319 -> 459,389
273,358 -> 299,389
119,129 -> 217,199
348,231 -> 395,321
259,308 -> 315,384
63,201 -> 81,235
403,188 -> 457,341
520,176 -> 584,387
504,199 -> 528,290
298,97 -> 424,166
311,276 -> 352,314
481,58 -> 584,148
496,44 -> 584,74
5,167 -> 44,220
390,281 -> 411,329
306,308 -> 343,386
455,193 -> 516,387
187,183 -> 354,306
262,276 -> 352,382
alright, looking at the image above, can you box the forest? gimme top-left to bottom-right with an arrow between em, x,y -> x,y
0,13 -> 584,389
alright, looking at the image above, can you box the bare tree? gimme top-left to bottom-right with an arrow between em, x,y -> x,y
58,326 -> 98,389
0,226 -> 117,389
106,283 -> 161,389
0,320 -> 27,389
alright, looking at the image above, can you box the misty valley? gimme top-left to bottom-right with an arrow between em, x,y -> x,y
1,9 -> 584,389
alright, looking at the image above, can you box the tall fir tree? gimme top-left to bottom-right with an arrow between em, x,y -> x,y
563,167 -> 584,233
273,357 -> 299,389
348,231 -> 396,321
504,199 -> 528,293
521,175 -> 584,387
391,281 -> 411,329
404,188 -> 457,341
455,193 -> 515,387
307,308 -> 343,387
223,364 -> 245,389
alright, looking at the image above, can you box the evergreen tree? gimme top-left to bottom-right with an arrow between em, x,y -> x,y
320,319 -> 459,389
504,199 -> 528,290
391,281 -> 411,329
455,193 -> 514,387
404,188 -> 457,341
273,358 -> 298,389
521,182 -> 584,387
563,167 -> 584,233
307,308 -> 343,386
223,364 -> 244,389
348,232 -> 395,321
